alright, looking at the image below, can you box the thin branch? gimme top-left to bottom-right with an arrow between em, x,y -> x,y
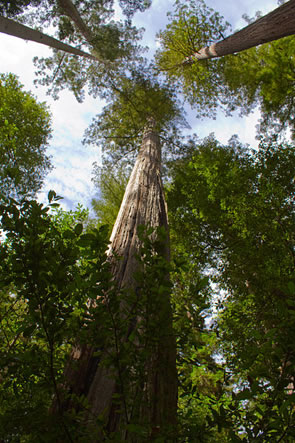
51,53 -> 66,84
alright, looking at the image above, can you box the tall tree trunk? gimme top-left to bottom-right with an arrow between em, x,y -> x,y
57,0 -> 96,45
185,0 -> 295,63
0,16 -> 95,60
57,120 -> 177,441
56,0 -> 118,65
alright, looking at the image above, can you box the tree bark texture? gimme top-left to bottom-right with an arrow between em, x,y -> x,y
186,0 -> 295,62
58,122 -> 177,440
0,16 -> 95,60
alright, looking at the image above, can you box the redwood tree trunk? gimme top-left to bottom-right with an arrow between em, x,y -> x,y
58,121 -> 177,440
186,0 -> 295,62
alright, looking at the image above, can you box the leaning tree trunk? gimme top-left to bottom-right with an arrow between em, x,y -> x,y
0,16 -> 95,60
56,120 -> 177,441
0,0 -> 110,63
57,0 -> 96,46
185,0 -> 295,63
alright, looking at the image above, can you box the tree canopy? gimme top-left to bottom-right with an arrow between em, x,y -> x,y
156,0 -> 295,136
0,73 -> 52,200
0,0 -> 42,17
167,136 -> 295,440
83,68 -> 188,164
155,0 -> 231,118
222,36 -> 295,138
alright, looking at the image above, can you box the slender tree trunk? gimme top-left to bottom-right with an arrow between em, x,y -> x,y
57,120 -> 177,440
56,0 -> 115,64
185,0 -> 295,63
0,16 -> 95,60
57,0 -> 96,45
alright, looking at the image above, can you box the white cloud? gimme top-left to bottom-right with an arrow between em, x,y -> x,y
0,31 -> 103,211
188,108 -> 261,149
38,143 -> 99,212
206,0 -> 279,30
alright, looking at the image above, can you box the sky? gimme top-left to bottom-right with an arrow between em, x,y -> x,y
0,0 -> 280,212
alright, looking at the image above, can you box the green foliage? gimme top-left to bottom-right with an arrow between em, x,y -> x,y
0,192 -> 111,440
0,194 -> 178,441
27,0 -> 146,101
222,36 -> 295,138
91,161 -> 129,230
168,136 -> 295,440
156,1 -> 295,135
155,0 -> 231,117
168,136 -> 294,284
119,0 -> 152,20
171,257 -> 230,441
33,23 -> 144,102
3,1 -> 295,439
84,68 -> 188,163
156,0 -> 230,64
0,0 -> 42,17
0,73 -> 52,200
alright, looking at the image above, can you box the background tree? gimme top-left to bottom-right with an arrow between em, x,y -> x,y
155,0 -> 231,118
156,0 -> 295,137
0,15 -> 97,59
176,0 -> 295,62
0,0 -> 148,102
167,136 -> 295,440
91,162 -> 129,230
0,72 -> 52,200
222,36 -> 295,139
83,67 -> 188,163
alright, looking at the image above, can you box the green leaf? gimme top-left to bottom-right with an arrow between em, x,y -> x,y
23,324 -> 36,338
236,389 -> 252,401
77,233 -> 96,247
287,281 -> 295,295
63,229 -> 75,240
0,73 -> 52,200
74,223 -> 83,236
48,190 -> 56,203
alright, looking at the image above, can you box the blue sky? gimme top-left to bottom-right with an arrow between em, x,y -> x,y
0,0 -> 279,212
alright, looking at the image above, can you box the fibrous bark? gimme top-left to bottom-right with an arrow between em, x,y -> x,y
57,120 -> 177,440
185,0 -> 295,63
